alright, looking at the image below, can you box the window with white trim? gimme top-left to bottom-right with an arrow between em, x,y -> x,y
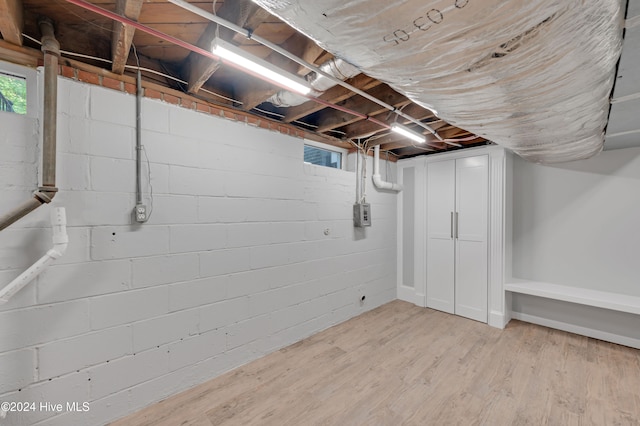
303,141 -> 345,169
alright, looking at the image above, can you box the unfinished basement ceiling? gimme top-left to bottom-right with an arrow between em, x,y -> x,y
2,0 -> 488,159
0,0 -> 634,161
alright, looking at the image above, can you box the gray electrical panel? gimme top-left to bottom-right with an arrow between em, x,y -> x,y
353,203 -> 371,227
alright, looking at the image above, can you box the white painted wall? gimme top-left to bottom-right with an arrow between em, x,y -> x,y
0,63 -> 397,426
510,147 -> 640,345
512,148 -> 640,296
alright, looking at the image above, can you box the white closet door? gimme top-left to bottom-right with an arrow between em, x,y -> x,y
426,159 -> 455,313
454,155 -> 488,322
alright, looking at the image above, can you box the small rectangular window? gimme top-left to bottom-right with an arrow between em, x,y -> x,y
304,145 -> 342,169
0,71 -> 27,115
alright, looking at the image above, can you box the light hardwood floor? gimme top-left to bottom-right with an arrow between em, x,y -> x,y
112,300 -> 640,425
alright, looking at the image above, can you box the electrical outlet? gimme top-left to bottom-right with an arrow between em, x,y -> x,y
134,204 -> 148,223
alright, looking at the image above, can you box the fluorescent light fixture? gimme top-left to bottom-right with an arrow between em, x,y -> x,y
212,38 -> 311,95
390,123 -> 426,143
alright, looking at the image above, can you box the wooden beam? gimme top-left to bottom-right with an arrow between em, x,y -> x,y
0,39 -> 38,66
297,42 -> 325,74
186,23 -> 222,94
439,127 -> 474,139
230,7 -> 273,46
393,145 -> 439,157
341,104 -> 440,139
315,85 -> 408,133
185,0 -> 268,94
111,0 -> 144,74
236,33 -> 313,111
379,141 -> 421,151
234,76 -> 274,110
283,74 -> 381,123
0,0 -> 23,46
303,131 -> 352,150
369,131 -> 442,149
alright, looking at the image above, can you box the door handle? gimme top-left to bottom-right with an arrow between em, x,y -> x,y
450,212 -> 453,239
455,212 -> 459,239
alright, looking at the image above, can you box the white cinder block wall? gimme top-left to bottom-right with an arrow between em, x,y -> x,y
0,63 -> 397,426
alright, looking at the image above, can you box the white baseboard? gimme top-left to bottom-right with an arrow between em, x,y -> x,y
397,286 -> 415,304
397,286 -> 425,307
488,310 -> 507,329
511,311 -> 640,349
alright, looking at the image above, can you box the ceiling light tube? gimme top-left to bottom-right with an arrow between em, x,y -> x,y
212,38 -> 311,95
391,123 -> 426,143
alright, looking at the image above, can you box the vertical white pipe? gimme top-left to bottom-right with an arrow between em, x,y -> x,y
355,149 -> 361,203
372,145 -> 403,192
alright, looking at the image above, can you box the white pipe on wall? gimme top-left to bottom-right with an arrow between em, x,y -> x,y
0,208 -> 68,304
372,145 -> 402,192
355,148 -> 361,203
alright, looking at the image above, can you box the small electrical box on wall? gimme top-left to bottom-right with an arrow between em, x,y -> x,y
353,203 -> 371,227
134,204 -> 148,223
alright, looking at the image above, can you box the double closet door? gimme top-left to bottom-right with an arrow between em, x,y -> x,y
426,155 -> 488,323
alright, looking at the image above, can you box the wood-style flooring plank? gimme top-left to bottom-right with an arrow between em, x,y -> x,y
111,300 -> 640,426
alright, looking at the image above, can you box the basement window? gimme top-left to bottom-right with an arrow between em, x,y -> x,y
0,71 -> 27,115
304,143 -> 344,169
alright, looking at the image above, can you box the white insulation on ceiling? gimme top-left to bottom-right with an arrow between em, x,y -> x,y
254,0 -> 624,163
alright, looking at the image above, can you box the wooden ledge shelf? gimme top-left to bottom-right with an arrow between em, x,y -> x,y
505,279 -> 640,316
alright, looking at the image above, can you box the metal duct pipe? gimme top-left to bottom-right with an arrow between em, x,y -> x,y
268,58 -> 360,107
372,145 -> 402,192
0,208 -> 68,304
0,198 -> 43,231
0,18 -> 59,232
40,18 -> 59,190
252,0 -> 623,163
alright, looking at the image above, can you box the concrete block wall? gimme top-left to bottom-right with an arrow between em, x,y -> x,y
0,63 -> 397,425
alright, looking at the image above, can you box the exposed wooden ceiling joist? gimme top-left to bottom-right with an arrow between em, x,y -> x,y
315,85 -> 408,133
283,74 -> 381,123
111,0 -> 143,74
237,33 -> 315,111
438,127 -> 475,139
338,102 -> 440,140
368,131 -> 438,149
0,0 -> 24,46
186,22 -> 221,94
394,146 -> 438,157
380,140 -> 437,152
296,41 -> 325,75
185,0 -> 268,94
9,0 -> 487,159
